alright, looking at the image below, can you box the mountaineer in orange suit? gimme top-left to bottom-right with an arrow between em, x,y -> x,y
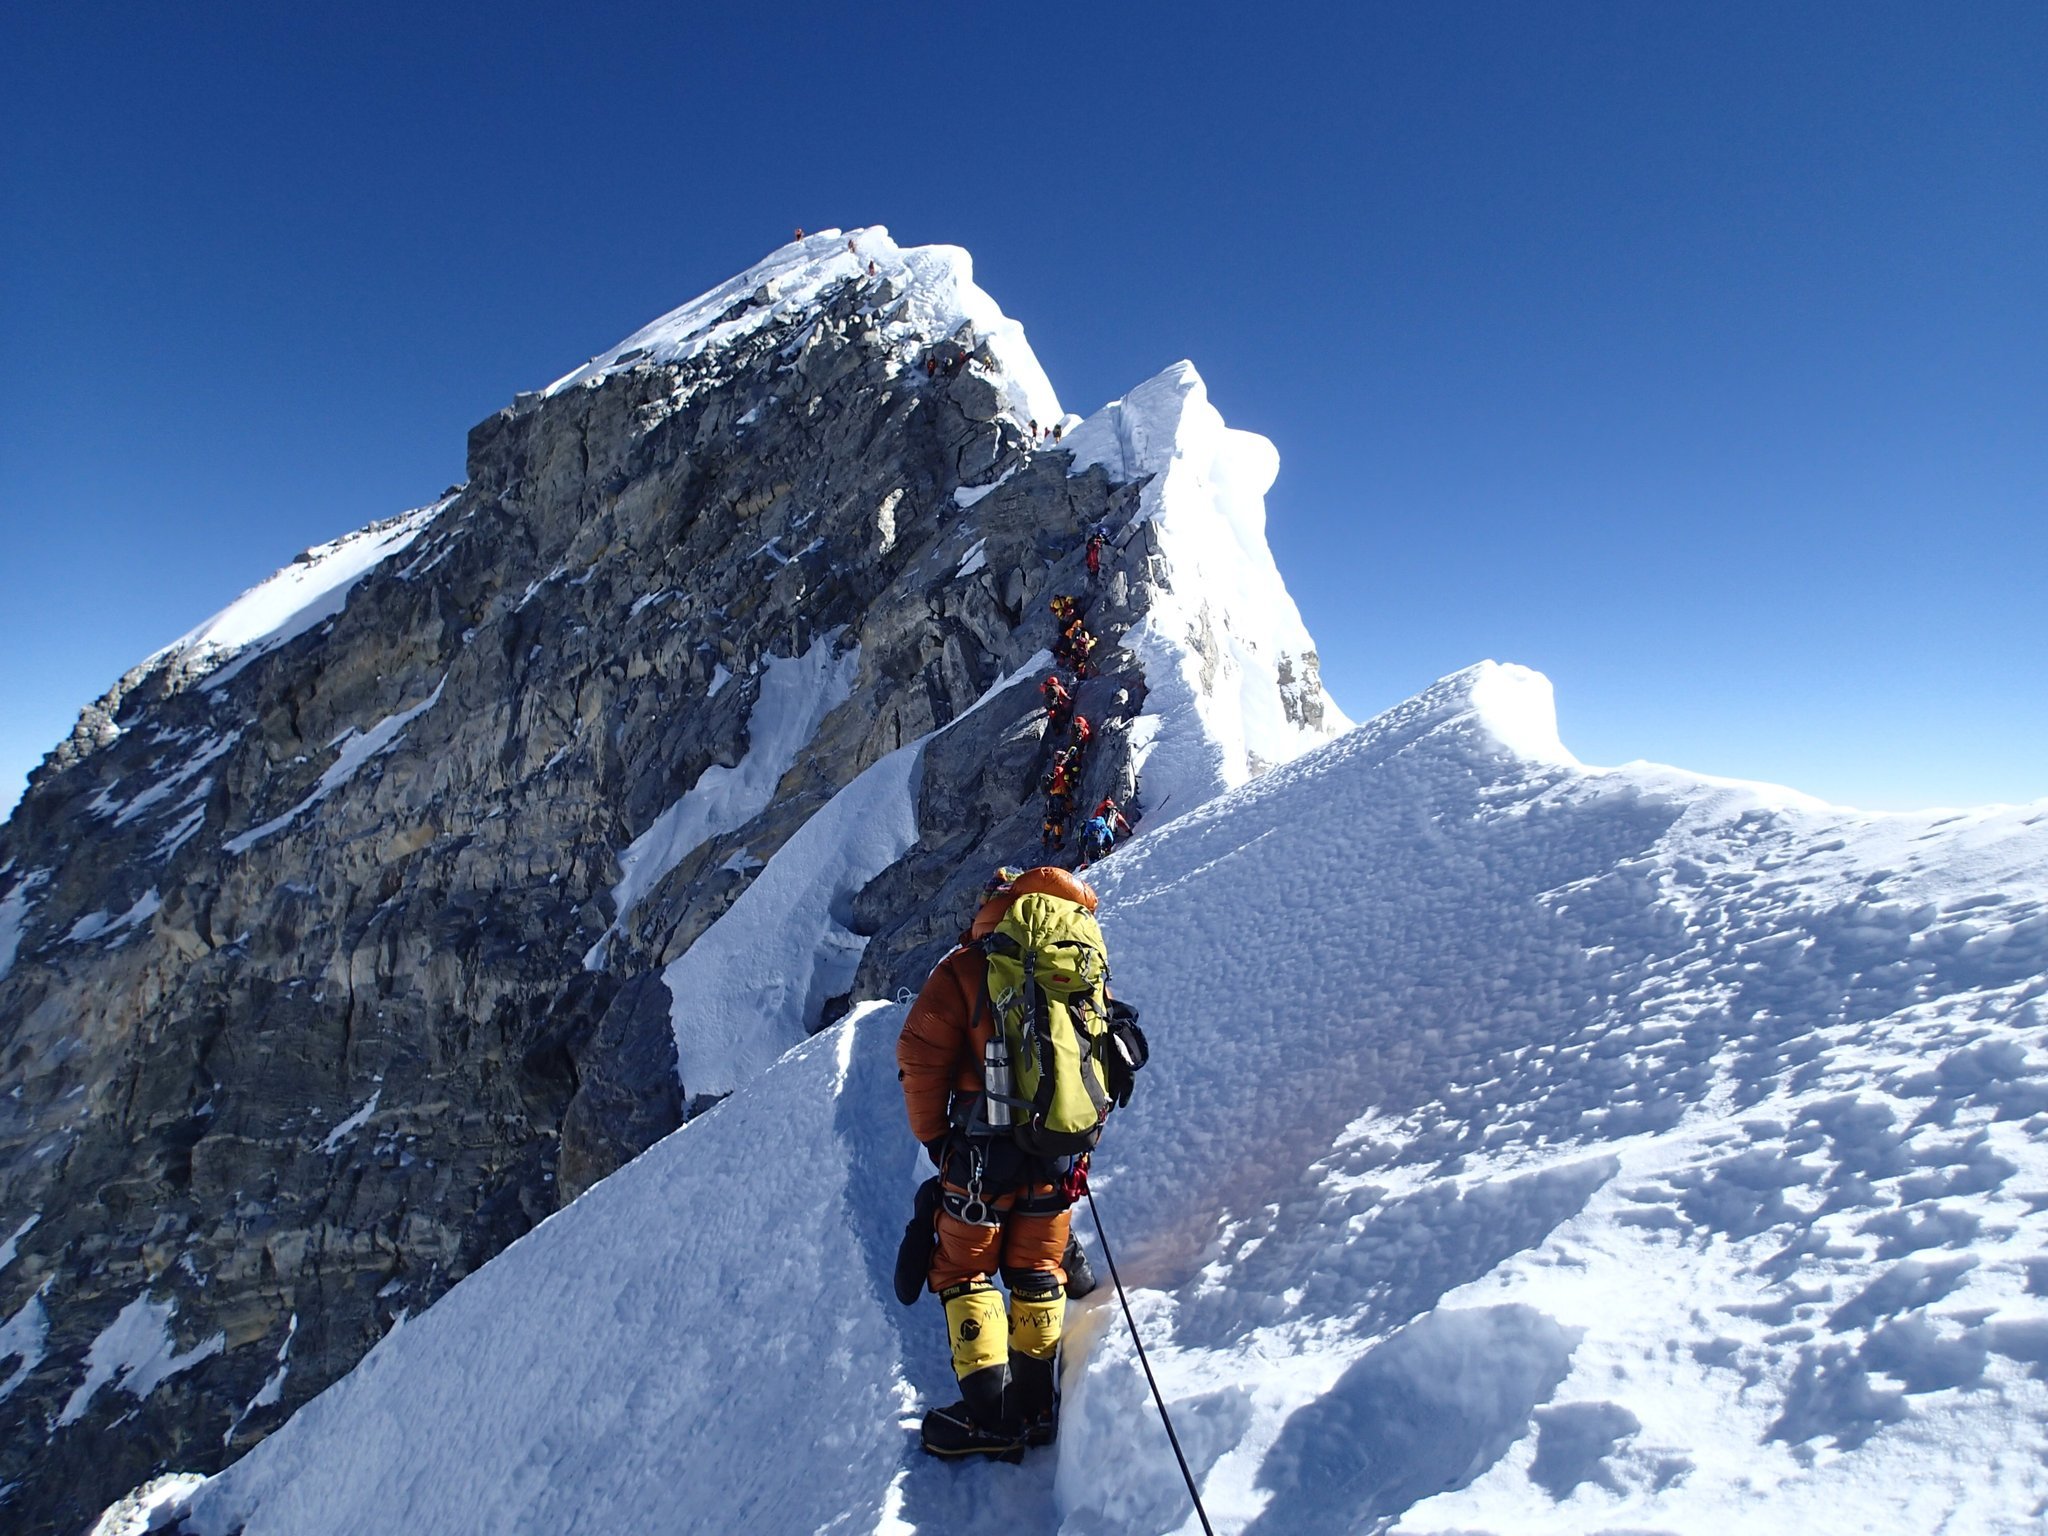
897,865 -> 1108,1457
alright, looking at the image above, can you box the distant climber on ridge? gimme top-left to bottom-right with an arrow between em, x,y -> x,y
1079,798 -> 1132,868
1040,673 -> 1073,734
1041,806 -> 1067,854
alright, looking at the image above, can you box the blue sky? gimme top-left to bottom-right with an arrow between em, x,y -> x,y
3,2 -> 2042,816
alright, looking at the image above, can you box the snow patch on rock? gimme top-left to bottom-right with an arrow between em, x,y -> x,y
585,637 -> 860,972
223,677 -> 446,854
58,1293 -> 225,1428
0,869 -> 50,985
0,1284 -> 49,1405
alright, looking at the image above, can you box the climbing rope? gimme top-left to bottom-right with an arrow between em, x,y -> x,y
1085,1187 -> 1217,1536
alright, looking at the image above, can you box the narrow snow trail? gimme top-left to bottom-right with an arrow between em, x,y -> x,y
168,662 -> 2048,1535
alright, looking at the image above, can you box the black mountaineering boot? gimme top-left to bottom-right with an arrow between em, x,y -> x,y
920,1400 -> 1025,1461
1010,1352 -> 1059,1447
920,1360 -> 1023,1459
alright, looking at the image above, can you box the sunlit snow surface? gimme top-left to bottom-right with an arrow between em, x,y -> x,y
160,664 -> 2048,1534
162,500 -> 445,689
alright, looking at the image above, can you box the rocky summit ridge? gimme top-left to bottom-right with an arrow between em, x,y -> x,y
0,227 -> 1342,1534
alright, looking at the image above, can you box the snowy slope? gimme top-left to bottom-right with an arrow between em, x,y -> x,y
161,500 -> 446,689
151,662 -> 2048,1535
662,653 -> 1048,1101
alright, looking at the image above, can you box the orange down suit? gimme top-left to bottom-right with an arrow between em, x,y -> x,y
896,867 -> 1105,1424
897,938 -> 1071,1293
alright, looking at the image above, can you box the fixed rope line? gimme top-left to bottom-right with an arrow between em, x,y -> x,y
1085,1186 -> 1217,1536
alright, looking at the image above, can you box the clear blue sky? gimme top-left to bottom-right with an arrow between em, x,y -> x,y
4,2 -> 2043,816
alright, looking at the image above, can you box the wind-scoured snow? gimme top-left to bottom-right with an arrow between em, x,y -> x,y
545,227 -> 1063,430
153,662 -> 2048,1534
159,502 -> 445,690
1064,362 -> 1349,816
58,1293 -> 224,1429
222,678 -> 446,854
584,637 -> 861,972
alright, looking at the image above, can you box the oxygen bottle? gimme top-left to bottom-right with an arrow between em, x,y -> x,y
983,1029 -> 1014,1129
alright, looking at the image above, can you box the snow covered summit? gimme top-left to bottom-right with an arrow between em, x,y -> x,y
157,661 -> 2048,1534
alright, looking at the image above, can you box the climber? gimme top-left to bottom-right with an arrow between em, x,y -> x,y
1049,593 -> 1079,626
1078,798 -> 1132,868
926,356 -> 937,379
868,260 -> 878,276
794,227 -> 806,239
897,865 -> 1124,1455
1054,616 -> 1090,673
1041,748 -> 1077,807
1066,626 -> 1098,680
1040,673 -> 1073,734
1052,422 -> 1064,442
1085,527 -> 1108,583
1040,808 -> 1067,853
1068,713 -> 1093,756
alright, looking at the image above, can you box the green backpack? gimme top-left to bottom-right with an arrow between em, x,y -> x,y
977,890 -> 1113,1156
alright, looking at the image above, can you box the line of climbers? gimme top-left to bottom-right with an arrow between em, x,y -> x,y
1038,585 -> 1138,870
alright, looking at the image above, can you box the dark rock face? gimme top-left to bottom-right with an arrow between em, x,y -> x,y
0,264 -> 1193,1533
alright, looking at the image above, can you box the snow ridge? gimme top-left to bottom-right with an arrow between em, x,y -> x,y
160,663 -> 2048,1534
167,501 -> 446,690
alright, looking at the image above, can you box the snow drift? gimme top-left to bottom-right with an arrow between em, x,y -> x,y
154,662 -> 2048,1534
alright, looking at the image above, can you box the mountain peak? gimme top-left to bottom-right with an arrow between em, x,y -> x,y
542,225 -> 1064,429
0,231 -> 1345,1533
